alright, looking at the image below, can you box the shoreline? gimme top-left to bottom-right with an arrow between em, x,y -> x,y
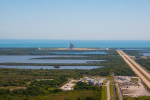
39,48 -> 108,50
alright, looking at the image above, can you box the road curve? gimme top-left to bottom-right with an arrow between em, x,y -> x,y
119,50 -> 150,79
117,50 -> 150,88
107,81 -> 110,100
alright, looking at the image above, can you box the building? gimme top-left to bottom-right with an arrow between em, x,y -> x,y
69,42 -> 74,50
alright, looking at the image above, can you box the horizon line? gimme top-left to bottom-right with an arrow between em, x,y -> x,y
0,39 -> 150,41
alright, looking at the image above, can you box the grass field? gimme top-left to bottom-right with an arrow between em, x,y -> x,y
131,78 -> 138,83
0,90 -> 102,100
102,86 -> 107,100
110,85 -> 114,100
124,96 -> 150,100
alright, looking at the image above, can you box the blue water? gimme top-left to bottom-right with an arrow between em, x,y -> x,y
0,39 -> 150,48
0,66 -> 102,70
50,51 -> 107,55
140,53 -> 150,56
0,55 -> 105,64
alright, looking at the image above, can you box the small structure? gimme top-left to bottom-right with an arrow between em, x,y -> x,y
115,76 -> 150,97
99,79 -> 104,85
60,80 -> 76,91
82,77 -> 88,81
82,77 -> 105,86
95,82 -> 100,86
88,80 -> 95,85
69,42 -> 74,50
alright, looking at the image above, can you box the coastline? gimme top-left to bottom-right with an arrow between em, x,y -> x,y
39,48 -> 102,51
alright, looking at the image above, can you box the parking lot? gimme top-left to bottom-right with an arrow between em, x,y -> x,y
60,80 -> 77,91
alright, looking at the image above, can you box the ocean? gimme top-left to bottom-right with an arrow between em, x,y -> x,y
0,39 -> 150,48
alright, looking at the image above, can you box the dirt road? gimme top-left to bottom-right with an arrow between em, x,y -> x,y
117,50 -> 150,88
107,81 -> 110,100
60,80 -> 76,91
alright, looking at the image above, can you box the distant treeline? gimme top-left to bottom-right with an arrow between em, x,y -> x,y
136,58 -> 150,71
123,50 -> 140,56
0,48 -> 107,55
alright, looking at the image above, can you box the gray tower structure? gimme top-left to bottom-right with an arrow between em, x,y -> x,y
69,42 -> 74,50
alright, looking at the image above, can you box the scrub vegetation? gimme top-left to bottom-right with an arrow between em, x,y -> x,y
123,50 -> 140,56
123,50 -> 150,72
136,58 -> 150,71
0,48 -> 136,99
124,96 -> 150,100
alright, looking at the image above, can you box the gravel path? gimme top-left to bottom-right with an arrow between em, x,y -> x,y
107,81 -> 110,100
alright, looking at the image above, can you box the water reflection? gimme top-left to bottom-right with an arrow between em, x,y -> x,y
0,56 -> 105,64
0,66 -> 103,69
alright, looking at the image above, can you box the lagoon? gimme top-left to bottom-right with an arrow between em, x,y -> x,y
140,53 -> 150,56
0,66 -> 103,69
50,51 -> 107,55
0,55 -> 105,64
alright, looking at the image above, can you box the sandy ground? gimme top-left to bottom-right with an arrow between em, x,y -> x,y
117,50 -> 150,88
107,81 -> 110,100
39,48 -> 100,50
60,80 -> 77,91
0,86 -> 26,91
116,76 -> 150,96
123,82 -> 150,96
10,87 -> 26,91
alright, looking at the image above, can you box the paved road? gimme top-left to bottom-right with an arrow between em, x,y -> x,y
117,50 -> 150,88
119,50 -> 150,79
107,81 -> 110,100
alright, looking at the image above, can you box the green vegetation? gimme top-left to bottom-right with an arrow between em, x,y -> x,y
0,80 -> 102,100
0,48 -> 37,55
31,57 -> 88,60
0,49 -> 136,76
0,90 -> 101,100
131,78 -> 138,83
74,82 -> 101,91
123,50 -> 140,56
123,50 -> 150,72
110,85 -> 114,100
0,48 -> 106,55
54,66 -> 60,68
0,49 -> 137,99
74,82 -> 102,100
101,86 -> 107,100
136,58 -> 150,71
124,96 -> 150,100
0,68 -> 81,87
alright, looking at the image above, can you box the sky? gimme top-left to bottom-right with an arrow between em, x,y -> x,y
0,0 -> 150,40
